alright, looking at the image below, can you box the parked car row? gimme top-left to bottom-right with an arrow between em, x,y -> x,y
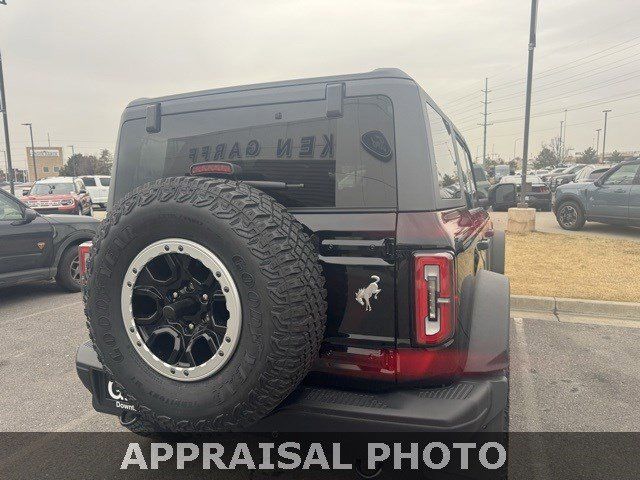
481,160 -> 640,232
18,175 -> 110,216
554,159 -> 640,230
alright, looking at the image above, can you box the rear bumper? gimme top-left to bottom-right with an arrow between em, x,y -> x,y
524,194 -> 551,209
76,341 -> 508,432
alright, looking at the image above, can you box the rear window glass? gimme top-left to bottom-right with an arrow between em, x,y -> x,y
114,95 -> 396,209
425,103 -> 462,200
82,177 -> 96,186
100,177 -> 111,186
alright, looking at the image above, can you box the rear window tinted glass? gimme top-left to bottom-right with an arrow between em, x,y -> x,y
114,96 -> 396,209
425,104 -> 462,200
82,177 -> 96,186
100,177 -> 110,186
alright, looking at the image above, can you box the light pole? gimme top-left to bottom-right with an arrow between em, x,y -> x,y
0,49 -> 15,194
595,128 -> 602,160
601,110 -> 611,163
22,123 -> 38,181
519,0 -> 539,207
67,144 -> 77,176
562,109 -> 568,161
1,148 -> 7,180
559,120 -> 564,162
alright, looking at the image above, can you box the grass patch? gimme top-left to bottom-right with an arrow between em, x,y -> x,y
505,231 -> 640,303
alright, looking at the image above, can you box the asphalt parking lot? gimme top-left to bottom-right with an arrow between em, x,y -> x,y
1,281 -> 639,432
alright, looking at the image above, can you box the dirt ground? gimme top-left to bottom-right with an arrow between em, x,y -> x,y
505,231 -> 640,303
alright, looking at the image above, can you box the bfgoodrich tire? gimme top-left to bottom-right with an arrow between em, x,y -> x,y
85,176 -> 327,431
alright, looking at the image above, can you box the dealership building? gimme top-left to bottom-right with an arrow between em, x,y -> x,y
26,146 -> 64,181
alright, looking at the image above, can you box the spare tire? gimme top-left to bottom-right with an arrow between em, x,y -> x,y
85,176 -> 327,431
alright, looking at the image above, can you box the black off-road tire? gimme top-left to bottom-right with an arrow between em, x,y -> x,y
488,231 -> 506,275
556,200 -> 586,230
56,246 -> 82,292
85,176 -> 327,432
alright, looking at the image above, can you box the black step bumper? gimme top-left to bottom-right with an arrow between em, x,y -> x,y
76,341 -> 508,432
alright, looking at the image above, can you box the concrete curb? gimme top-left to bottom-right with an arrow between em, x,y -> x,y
511,295 -> 640,320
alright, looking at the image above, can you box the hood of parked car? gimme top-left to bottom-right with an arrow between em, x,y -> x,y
555,182 -> 590,193
45,214 -> 100,226
25,193 -> 76,201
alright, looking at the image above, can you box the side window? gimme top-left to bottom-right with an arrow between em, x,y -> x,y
43,166 -> 50,173
425,103 -> 462,201
100,177 -> 111,187
82,177 -> 97,186
0,193 -> 23,221
603,164 -> 639,186
455,136 -> 477,207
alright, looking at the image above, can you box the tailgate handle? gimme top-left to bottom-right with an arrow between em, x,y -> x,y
325,83 -> 344,118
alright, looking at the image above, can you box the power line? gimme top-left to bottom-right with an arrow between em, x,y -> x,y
437,17 -> 640,103
456,90 -> 640,131
489,77 -> 640,115
444,50 -> 640,116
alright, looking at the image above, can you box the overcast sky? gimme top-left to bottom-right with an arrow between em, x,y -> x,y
1,0 -> 639,170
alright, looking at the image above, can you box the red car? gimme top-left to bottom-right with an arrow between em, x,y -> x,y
23,177 -> 93,215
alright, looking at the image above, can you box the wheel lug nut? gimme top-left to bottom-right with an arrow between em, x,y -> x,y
202,294 -> 208,301
172,292 -> 178,299
189,323 -> 194,330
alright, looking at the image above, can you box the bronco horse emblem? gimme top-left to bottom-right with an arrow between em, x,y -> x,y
355,275 -> 381,312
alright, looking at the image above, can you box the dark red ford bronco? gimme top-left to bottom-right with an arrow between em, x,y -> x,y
76,68 -> 510,433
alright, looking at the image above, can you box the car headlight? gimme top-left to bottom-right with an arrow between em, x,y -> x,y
60,199 -> 74,205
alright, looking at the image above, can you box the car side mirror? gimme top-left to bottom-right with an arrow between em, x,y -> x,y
488,183 -> 517,210
593,178 -> 603,187
11,208 -> 38,226
22,189 -> 30,196
478,198 -> 490,209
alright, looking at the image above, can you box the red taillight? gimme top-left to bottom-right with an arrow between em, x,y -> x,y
414,252 -> 456,346
78,241 -> 92,277
190,162 -> 240,176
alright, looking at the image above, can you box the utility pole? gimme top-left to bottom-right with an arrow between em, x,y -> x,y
480,77 -> 491,167
601,109 -> 611,163
0,50 -> 15,194
595,128 -> 602,160
22,123 -> 37,181
67,144 -> 77,176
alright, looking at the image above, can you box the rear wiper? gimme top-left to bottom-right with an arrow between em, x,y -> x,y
241,181 -> 304,190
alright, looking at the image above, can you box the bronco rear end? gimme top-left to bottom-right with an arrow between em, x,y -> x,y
76,68 -> 509,432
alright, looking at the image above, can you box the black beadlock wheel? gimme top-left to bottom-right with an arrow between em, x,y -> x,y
85,176 -> 327,431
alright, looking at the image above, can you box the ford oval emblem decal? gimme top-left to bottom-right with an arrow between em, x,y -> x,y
361,130 -> 393,162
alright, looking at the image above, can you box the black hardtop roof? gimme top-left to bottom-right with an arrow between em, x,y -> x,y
127,68 -> 415,108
